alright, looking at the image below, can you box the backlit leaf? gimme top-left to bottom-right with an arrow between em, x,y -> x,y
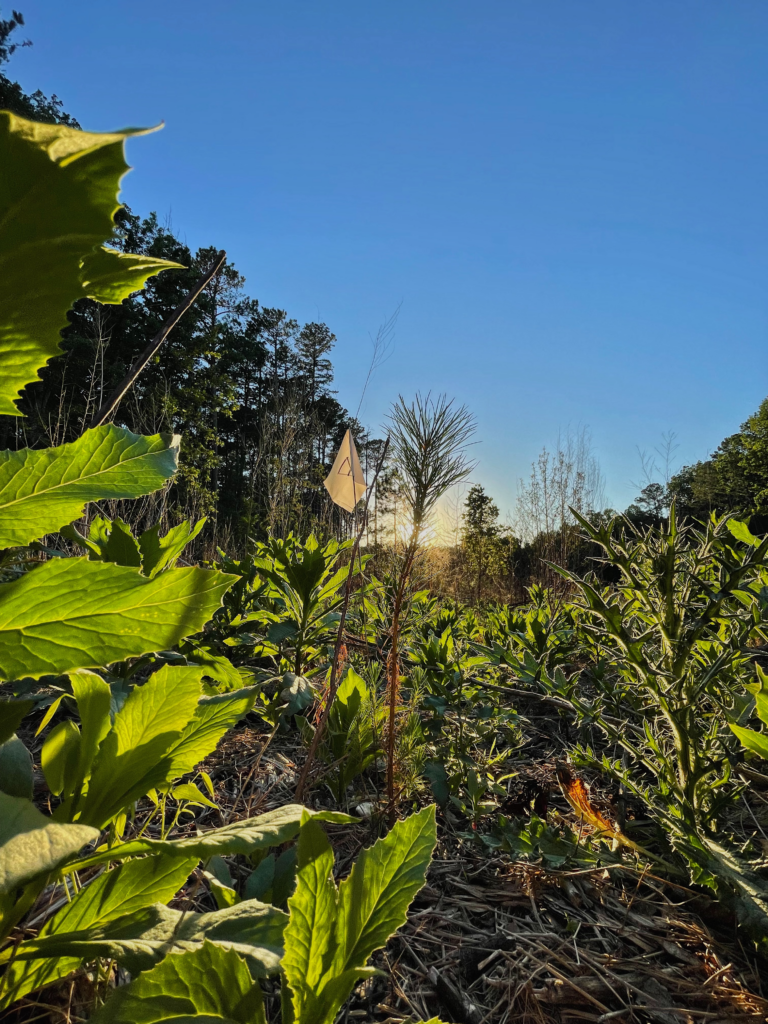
139,518 -> 207,577
0,558 -> 236,680
0,427 -> 179,548
77,665 -> 204,828
162,686 -> 258,782
0,794 -> 97,895
88,942 -> 266,1024
0,113 -> 180,415
80,246 -> 184,304
41,719 -> 80,796
283,805 -> 437,1024
730,721 -> 768,760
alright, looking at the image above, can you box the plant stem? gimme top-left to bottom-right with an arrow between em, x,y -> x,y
294,438 -> 390,801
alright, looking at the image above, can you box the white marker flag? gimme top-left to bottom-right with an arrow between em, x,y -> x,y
324,429 -> 367,512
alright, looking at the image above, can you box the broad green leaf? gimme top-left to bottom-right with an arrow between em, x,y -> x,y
730,722 -> 768,760
283,805 -> 437,1024
88,942 -> 266,1024
11,898 -> 288,978
244,856 -> 274,902
69,669 -> 111,785
35,693 -> 66,736
171,783 -> 218,809
139,518 -> 207,577
0,794 -> 97,894
756,690 -> 768,727
91,516 -> 142,566
188,644 -> 245,690
0,734 -> 33,798
41,719 -> 80,796
162,686 -> 258,782
0,427 -> 179,548
282,818 -> 339,1023
67,806 -> 356,871
727,519 -> 758,546
271,847 -> 298,907
335,804 -> 436,971
0,852 -> 196,1008
0,697 -> 34,744
0,558 -> 236,680
0,113 -> 181,415
80,246 -> 185,303
77,665 -> 204,828
205,869 -> 241,909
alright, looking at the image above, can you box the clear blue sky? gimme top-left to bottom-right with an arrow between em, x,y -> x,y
11,1 -> 768,516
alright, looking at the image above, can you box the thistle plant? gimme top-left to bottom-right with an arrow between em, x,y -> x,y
385,393 -> 475,822
554,509 -> 768,890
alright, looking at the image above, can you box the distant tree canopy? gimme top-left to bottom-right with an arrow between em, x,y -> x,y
5,4 -> 768,574
667,398 -> 768,528
10,208 -> 370,544
0,12 -> 373,546
0,9 -> 79,125
623,399 -> 768,532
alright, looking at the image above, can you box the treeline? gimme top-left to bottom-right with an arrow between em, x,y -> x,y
11,207 -> 378,545
4,8 -> 768,595
0,11 -> 386,547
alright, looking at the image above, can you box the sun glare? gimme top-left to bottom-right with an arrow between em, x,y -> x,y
396,517 -> 439,548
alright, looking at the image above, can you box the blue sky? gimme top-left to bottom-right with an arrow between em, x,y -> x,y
11,1 -> 768,516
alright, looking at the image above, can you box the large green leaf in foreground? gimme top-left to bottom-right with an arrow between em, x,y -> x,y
13,898 -> 288,977
0,426 -> 180,548
79,246 -> 184,304
283,805 -> 437,1024
0,558 -> 235,680
0,113 -> 183,416
0,852 -> 196,1009
0,794 -> 97,895
67,806 -> 356,872
76,665 -> 204,829
89,942 -> 267,1024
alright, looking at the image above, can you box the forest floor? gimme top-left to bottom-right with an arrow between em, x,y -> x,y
195,702 -> 768,1024
13,696 -> 768,1024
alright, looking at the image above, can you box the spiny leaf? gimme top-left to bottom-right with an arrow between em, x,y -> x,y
0,558 -> 236,680
0,427 -> 180,548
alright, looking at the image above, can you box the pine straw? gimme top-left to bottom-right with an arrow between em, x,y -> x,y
368,848 -> 768,1024
7,720 -> 768,1023
201,723 -> 768,1024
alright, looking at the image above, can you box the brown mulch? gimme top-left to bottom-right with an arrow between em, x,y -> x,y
6,716 -> 768,1023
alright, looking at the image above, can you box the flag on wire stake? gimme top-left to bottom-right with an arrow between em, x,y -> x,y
324,429 -> 367,512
